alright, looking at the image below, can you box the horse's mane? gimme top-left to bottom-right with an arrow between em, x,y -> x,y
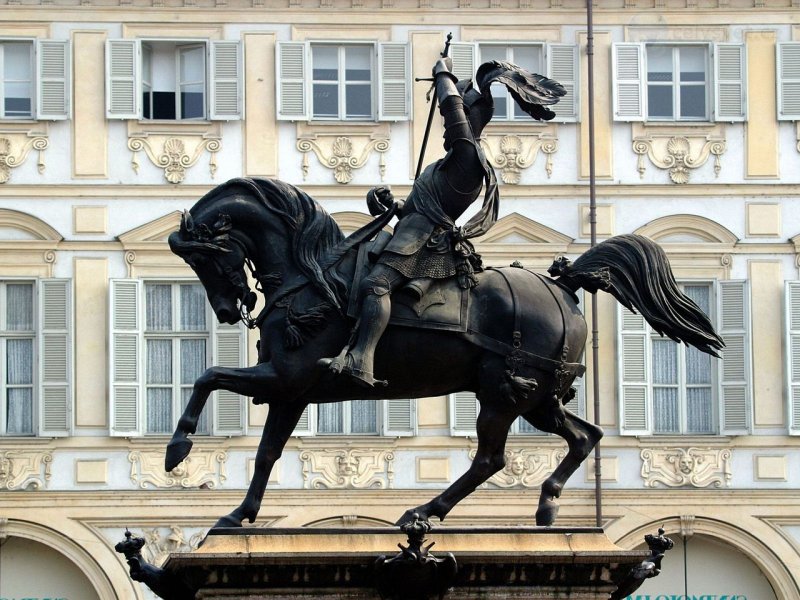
191,177 -> 348,309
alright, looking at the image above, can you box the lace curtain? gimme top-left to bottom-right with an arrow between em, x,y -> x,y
5,283 -> 34,435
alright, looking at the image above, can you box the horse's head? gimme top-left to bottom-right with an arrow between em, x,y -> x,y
169,210 -> 257,326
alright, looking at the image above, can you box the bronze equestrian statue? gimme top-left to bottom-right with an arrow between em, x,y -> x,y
165,57 -> 724,529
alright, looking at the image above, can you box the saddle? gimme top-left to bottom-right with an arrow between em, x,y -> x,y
346,231 -> 470,333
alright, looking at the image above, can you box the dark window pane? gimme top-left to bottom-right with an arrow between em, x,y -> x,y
647,85 -> 673,118
680,85 -> 706,118
345,84 -> 372,118
492,83 -> 508,118
143,93 -> 151,119
181,92 -> 204,119
4,96 -> 31,117
152,91 -> 176,120
313,83 -> 338,117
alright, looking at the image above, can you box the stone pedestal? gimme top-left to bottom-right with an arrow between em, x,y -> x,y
159,527 -> 650,600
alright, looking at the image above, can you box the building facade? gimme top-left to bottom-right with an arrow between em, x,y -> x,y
0,2 -> 799,599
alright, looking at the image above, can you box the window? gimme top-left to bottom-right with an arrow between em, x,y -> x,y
613,42 -> 746,123
277,41 -> 410,122
318,400 -> 379,435
106,39 -> 242,121
292,399 -> 415,437
0,279 -> 71,437
618,280 -> 751,436
0,39 -> 70,120
449,41 -> 579,123
110,279 -> 246,437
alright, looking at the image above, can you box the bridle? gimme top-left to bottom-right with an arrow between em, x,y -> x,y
210,236 -> 260,330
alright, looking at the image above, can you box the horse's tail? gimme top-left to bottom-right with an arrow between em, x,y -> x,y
549,234 -> 724,357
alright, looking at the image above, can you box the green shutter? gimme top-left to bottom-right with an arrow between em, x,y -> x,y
786,281 -> 800,435
612,43 -> 645,121
379,42 -> 410,121
714,43 -> 746,122
718,280 -> 751,435
450,391 -> 478,436
38,279 -> 71,436
110,279 -> 142,436
36,40 -> 70,120
210,41 -> 243,120
383,398 -> 415,436
618,305 -> 651,435
276,41 -> 307,120
547,43 -> 578,122
213,321 -> 246,436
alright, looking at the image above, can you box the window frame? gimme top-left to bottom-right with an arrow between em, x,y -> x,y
140,39 -> 208,122
477,42 -> 545,123
316,400 -> 381,436
143,280 -> 212,436
309,42 -> 376,122
0,279 -> 36,436
644,42 -> 712,123
0,39 -> 35,120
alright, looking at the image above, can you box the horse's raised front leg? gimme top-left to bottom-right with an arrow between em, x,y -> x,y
165,362 -> 289,471
526,408 -> 603,526
215,400 -> 308,528
395,404 -> 515,525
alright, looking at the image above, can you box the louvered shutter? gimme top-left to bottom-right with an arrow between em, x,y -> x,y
293,405 -> 313,436
383,398 -> 415,436
210,41 -> 243,120
612,43 -> 645,121
276,41 -> 307,120
714,43 -> 746,122
618,305 -> 651,435
379,42 -> 410,121
38,279 -> 71,436
36,40 -> 70,120
450,42 -> 476,83
212,321 -> 246,436
786,281 -> 800,435
547,43 -> 578,122
110,279 -> 142,436
718,280 -> 751,435
106,39 -> 140,119
568,288 -> 587,420
777,43 -> 800,121
450,391 -> 478,436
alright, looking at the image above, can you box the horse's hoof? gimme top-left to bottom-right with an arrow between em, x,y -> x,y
535,500 -> 559,526
165,438 -> 193,472
213,514 -> 243,529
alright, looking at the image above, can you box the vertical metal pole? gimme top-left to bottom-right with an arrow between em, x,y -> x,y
586,0 -> 603,528
684,536 -> 689,597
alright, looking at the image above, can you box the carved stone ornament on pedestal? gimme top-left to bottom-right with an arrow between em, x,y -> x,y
480,133 -> 558,184
128,135 -> 221,184
0,132 -> 48,184
0,450 -> 52,490
139,526 -> 205,568
471,447 -> 566,488
296,135 -> 389,184
632,134 -> 725,184
640,447 -> 732,488
128,449 -> 227,489
300,448 -> 395,489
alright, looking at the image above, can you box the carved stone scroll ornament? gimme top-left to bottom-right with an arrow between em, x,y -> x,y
0,134 -> 48,184
296,136 -> 390,184
0,450 -> 52,490
299,448 -> 395,489
632,135 -> 725,184
139,526 -> 205,567
128,449 -> 227,489
128,135 -> 221,184
640,447 -> 732,488
471,447 -> 566,488
480,133 -> 558,184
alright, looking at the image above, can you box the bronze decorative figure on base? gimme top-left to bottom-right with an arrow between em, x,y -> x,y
165,51 -> 724,531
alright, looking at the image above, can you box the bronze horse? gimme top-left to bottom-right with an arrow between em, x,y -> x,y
166,177 -> 723,529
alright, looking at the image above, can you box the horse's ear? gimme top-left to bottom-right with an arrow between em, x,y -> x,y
180,210 -> 194,236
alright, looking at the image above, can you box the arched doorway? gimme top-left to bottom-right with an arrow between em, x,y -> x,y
0,535 -> 101,600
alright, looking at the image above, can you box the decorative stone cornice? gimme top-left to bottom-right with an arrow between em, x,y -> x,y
641,447 -> 732,489
299,448 -> 394,489
128,135 -> 221,184
0,450 -> 53,491
296,135 -> 390,184
480,132 -> 558,184
471,447 -> 566,489
0,129 -> 48,184
128,449 -> 227,489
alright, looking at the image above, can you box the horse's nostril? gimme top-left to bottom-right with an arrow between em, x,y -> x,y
216,308 -> 232,323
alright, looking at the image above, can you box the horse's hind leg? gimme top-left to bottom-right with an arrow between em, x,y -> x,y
395,401 -> 516,526
166,362 -> 290,471
524,407 -> 603,526
215,400 -> 308,528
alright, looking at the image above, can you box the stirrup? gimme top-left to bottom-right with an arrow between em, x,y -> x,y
318,351 -> 387,388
